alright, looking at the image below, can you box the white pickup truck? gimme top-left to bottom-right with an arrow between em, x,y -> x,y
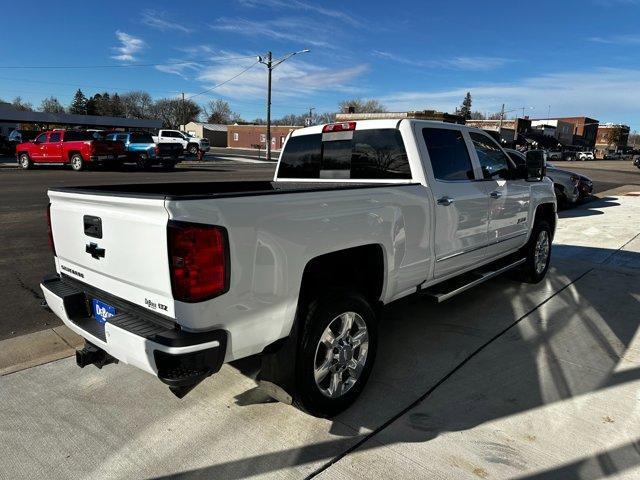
152,129 -> 210,155
41,119 -> 555,417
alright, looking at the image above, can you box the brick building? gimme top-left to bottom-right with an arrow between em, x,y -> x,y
227,124 -> 302,151
595,123 -> 630,154
554,116 -> 599,148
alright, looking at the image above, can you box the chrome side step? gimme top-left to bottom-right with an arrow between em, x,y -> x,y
422,257 -> 526,303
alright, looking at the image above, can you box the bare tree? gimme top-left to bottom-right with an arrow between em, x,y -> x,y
12,97 -> 34,112
40,96 -> 65,114
203,99 -> 241,124
338,98 -> 387,114
150,98 -> 201,128
604,126 -> 626,149
120,91 -> 154,119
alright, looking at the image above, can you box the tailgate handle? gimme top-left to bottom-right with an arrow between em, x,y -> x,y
83,215 -> 102,239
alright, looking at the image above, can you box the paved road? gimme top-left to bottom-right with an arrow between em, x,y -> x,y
0,160 -> 275,340
550,159 -> 640,195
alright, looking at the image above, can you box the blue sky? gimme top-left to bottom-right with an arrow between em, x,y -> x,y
1,0 -> 639,129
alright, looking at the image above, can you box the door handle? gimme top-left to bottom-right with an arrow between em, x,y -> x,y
490,191 -> 502,199
437,196 -> 455,206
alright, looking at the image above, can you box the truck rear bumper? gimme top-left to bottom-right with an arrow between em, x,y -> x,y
40,275 -> 227,390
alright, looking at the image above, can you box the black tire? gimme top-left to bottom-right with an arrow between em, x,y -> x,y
70,154 -> 84,171
18,153 -> 32,170
293,290 -> 378,417
136,154 -> 152,170
161,161 -> 176,171
517,220 -> 552,284
554,185 -> 567,209
187,144 -> 199,155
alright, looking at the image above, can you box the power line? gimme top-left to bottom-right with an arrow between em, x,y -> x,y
0,75 -> 181,95
0,55 -> 258,70
186,61 -> 260,100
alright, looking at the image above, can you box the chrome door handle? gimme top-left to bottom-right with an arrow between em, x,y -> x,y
490,191 -> 502,199
437,196 -> 455,206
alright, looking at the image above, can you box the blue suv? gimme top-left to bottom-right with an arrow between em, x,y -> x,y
106,132 -> 183,170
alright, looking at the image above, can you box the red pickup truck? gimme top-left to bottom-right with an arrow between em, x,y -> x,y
16,130 -> 125,171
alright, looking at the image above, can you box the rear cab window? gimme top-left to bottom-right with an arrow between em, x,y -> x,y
278,127 -> 411,180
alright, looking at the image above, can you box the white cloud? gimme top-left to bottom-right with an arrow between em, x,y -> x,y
588,34 -> 640,45
380,68 -> 640,128
196,56 -> 368,99
155,60 -> 202,80
111,31 -> 146,62
372,50 -> 510,71
210,17 -> 331,47
141,10 -> 192,33
237,0 -> 361,26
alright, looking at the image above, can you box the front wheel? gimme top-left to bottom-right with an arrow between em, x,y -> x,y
517,220 -> 552,283
70,154 -> 84,171
18,153 -> 32,170
187,144 -> 199,155
136,154 -> 152,170
293,291 -> 378,417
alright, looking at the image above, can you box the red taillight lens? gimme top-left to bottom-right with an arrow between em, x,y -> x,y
47,203 -> 56,255
155,145 -> 160,155
322,122 -> 356,133
167,221 -> 229,302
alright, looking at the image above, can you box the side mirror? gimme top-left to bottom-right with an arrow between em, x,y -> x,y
525,150 -> 546,181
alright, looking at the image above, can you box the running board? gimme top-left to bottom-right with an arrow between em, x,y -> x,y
422,257 -> 526,303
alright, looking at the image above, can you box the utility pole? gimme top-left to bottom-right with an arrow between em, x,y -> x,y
498,103 -> 505,130
181,92 -> 185,130
258,49 -> 310,161
306,107 -> 315,126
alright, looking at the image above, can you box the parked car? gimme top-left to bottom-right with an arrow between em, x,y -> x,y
547,150 -> 563,160
105,131 -> 183,169
576,151 -> 594,161
576,174 -> 594,199
7,129 -> 40,155
506,149 -> 583,207
152,129 -> 209,155
633,156 -> 640,169
15,130 -> 126,171
41,119 -> 556,417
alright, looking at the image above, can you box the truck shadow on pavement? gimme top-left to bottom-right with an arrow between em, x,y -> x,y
153,245 -> 640,479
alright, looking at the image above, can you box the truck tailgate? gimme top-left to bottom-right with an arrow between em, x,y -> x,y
48,190 -> 175,318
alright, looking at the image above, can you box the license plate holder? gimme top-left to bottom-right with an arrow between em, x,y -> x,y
91,298 -> 116,324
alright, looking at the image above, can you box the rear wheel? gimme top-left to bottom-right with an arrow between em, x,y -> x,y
70,154 -> 84,171
517,220 -> 552,284
161,161 -> 176,171
293,291 -> 378,417
18,153 -> 32,170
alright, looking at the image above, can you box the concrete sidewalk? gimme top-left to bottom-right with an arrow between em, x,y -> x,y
1,196 -> 639,479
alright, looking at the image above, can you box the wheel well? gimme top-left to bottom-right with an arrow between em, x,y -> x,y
68,151 -> 82,161
299,245 -> 385,303
534,203 -> 556,238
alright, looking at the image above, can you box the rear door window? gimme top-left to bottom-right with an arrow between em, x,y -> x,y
278,129 -> 411,180
422,128 -> 474,181
48,132 -> 61,142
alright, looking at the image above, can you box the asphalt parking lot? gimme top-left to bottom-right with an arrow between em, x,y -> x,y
1,156 -> 639,479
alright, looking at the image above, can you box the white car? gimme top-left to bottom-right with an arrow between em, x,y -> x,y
577,151 -> 594,161
152,129 -> 210,155
41,119 -> 556,417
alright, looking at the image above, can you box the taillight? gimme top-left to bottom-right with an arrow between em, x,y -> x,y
47,203 -> 56,255
154,145 -> 160,155
322,122 -> 356,133
167,221 -> 229,302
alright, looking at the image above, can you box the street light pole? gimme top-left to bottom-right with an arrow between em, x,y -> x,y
258,49 -> 310,161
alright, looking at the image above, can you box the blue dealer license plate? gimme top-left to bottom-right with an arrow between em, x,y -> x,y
92,298 -> 116,324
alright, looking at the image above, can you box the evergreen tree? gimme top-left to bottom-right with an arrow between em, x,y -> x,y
69,89 -> 88,114
111,93 -> 125,117
459,92 -> 472,120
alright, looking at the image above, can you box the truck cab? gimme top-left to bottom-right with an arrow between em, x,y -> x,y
153,129 -> 209,155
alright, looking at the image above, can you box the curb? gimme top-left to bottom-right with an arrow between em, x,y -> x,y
0,326 -> 84,376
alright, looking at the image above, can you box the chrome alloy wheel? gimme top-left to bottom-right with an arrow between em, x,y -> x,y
313,311 -> 369,398
534,230 -> 550,274
20,155 -> 29,168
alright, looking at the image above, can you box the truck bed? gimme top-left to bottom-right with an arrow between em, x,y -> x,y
49,181 -> 410,200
